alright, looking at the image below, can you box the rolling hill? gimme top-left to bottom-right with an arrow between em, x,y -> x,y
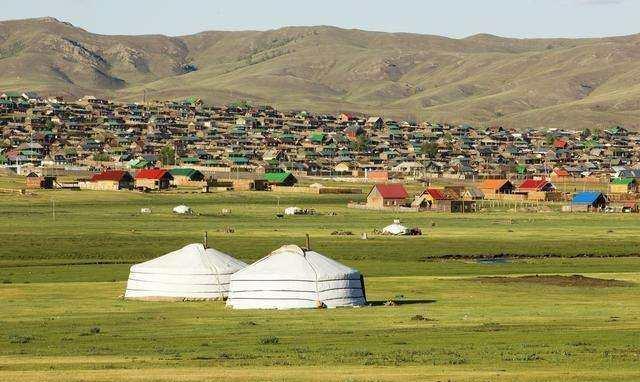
1,17 -> 640,128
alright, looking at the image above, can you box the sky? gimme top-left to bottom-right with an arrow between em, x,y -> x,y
0,0 -> 638,39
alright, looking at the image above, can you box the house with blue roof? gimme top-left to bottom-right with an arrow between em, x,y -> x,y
571,191 -> 607,212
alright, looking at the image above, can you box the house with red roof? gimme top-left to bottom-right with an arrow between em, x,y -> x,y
88,170 -> 134,190
517,179 -> 555,193
366,183 -> 408,209
338,113 -> 358,124
553,139 -> 568,149
134,168 -> 173,190
517,178 -> 557,201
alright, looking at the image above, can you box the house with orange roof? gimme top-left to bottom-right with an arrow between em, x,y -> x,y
478,179 -> 515,195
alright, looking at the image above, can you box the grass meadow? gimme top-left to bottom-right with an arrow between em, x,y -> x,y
1,186 -> 640,381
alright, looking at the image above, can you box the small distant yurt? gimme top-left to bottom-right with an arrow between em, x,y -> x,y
125,243 -> 247,300
382,219 -> 407,235
227,245 -> 367,309
173,205 -> 192,214
284,206 -> 301,215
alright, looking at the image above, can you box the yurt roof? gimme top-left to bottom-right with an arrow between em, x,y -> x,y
131,243 -> 247,275
231,245 -> 360,282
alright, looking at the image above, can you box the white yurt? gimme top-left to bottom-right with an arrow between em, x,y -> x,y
124,243 -> 247,300
227,245 -> 367,309
382,219 -> 407,235
172,205 -> 192,214
284,206 -> 302,215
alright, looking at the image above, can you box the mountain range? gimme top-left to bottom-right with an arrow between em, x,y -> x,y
1,17 -> 640,129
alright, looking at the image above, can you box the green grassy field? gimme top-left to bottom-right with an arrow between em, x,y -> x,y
1,188 -> 640,381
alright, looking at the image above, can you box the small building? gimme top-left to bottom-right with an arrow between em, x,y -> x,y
232,178 -> 269,191
413,187 -> 475,212
135,168 -> 173,190
365,116 -> 384,130
169,168 -> 206,186
460,186 -> 485,200
551,168 -> 570,178
25,172 -> 55,189
478,179 -> 515,195
366,184 -> 408,209
570,191 -> 607,212
89,170 -> 134,190
264,171 -> 297,187
610,178 -> 637,194
517,179 -> 557,201
366,170 -> 389,182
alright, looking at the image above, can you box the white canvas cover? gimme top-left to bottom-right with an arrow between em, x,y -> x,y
284,206 -> 301,215
382,220 -> 407,235
227,245 -> 366,309
125,243 -> 247,300
173,205 -> 192,214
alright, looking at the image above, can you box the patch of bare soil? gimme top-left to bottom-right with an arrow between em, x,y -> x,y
473,274 -> 633,288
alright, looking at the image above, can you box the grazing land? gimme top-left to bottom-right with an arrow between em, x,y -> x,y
1,188 -> 640,381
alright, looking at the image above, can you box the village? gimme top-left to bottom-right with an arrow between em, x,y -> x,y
1,91 -> 638,214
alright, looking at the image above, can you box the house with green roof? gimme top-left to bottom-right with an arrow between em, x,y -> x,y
180,157 -> 200,165
610,177 -> 637,194
129,158 -> 152,169
169,168 -> 205,186
264,171 -> 297,186
309,132 -> 325,144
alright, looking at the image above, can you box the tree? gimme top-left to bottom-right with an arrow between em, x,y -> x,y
421,142 -> 439,158
159,145 -> 175,165
351,135 -> 368,152
544,133 -> 555,146
93,153 -> 110,162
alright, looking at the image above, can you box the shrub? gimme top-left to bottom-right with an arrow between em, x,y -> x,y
258,336 -> 279,345
8,334 -> 33,344
411,314 -> 433,321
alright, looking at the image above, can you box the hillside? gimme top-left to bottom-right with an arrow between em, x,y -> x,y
1,17 -> 640,128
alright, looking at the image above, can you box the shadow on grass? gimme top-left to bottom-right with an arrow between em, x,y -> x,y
368,299 -> 437,306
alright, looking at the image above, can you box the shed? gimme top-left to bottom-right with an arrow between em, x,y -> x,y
25,172 -> 55,189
